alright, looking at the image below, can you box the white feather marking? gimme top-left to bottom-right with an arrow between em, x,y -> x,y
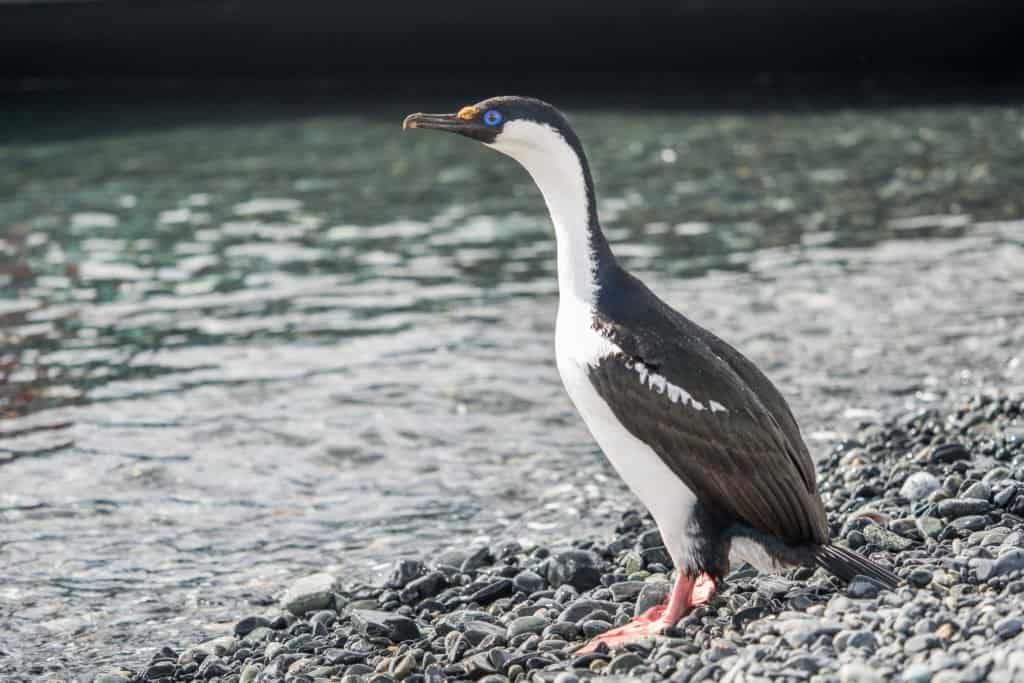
627,359 -> 707,412
709,400 -> 728,413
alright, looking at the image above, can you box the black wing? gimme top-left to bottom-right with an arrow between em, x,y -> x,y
590,270 -> 829,546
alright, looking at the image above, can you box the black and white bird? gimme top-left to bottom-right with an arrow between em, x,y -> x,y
403,97 -> 899,650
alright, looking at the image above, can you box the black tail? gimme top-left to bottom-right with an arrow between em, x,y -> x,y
814,544 -> 901,589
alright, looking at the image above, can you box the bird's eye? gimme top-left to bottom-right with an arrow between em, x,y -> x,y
483,109 -> 503,127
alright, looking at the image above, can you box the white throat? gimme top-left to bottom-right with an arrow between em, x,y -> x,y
488,120 -> 601,305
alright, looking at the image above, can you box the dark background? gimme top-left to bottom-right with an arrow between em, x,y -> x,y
1,0 -> 1022,97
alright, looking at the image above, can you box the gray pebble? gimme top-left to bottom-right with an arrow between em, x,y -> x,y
937,498 -> 993,518
506,615 -> 548,639
992,549 -> 1024,578
916,516 -> 944,539
512,570 -> 545,594
901,472 -> 941,500
350,609 -> 421,642
776,618 -> 842,647
281,573 -> 339,616
901,663 -> 934,683
951,515 -> 990,532
546,550 -> 603,592
580,619 -> 612,639
607,652 -> 645,675
908,568 -> 933,587
609,580 -> 645,602
239,663 -> 260,683
995,616 -> 1022,639
847,576 -> 881,599
904,634 -> 941,654
835,629 -> 878,654
234,615 -> 272,637
963,481 -> 991,501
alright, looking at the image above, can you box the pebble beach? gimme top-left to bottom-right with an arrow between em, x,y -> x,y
97,392 -> 1024,683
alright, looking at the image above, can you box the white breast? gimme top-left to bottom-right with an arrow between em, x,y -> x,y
555,296 -> 697,570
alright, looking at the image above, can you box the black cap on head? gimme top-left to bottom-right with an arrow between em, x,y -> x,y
403,96 -> 573,145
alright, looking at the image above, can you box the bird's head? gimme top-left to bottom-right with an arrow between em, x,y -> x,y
403,96 -> 583,169
404,96 -> 610,300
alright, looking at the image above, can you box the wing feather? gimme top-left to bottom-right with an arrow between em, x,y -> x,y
587,312 -> 828,546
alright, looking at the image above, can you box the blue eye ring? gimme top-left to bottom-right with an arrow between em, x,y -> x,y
483,109 -> 503,127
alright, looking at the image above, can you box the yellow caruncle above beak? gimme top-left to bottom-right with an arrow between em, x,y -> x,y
457,106 -> 479,120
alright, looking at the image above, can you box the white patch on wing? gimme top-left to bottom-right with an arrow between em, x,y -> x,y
709,400 -> 728,413
626,359 -> 708,412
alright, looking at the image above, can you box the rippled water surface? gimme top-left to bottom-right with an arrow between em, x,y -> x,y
2,97 -> 1023,679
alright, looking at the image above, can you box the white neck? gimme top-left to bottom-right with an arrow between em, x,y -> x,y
489,120 -> 602,305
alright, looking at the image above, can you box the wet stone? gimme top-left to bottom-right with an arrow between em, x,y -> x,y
862,524 -> 915,551
607,652 -> 645,675
387,559 -> 428,588
834,629 -> 878,654
609,581 -> 645,602
901,663 -> 934,683
732,605 -> 767,630
908,568 -> 933,587
143,661 -> 176,680
233,615 -> 272,637
460,546 -> 494,573
400,571 -> 448,603
546,550 -> 603,592
848,576 -> 882,599
512,570 -> 545,594
285,633 -> 313,652
994,486 -> 1020,508
930,443 -> 971,463
995,616 -> 1023,639
350,610 -> 421,642
542,621 -> 580,641
904,634 -> 941,654
963,481 -> 991,501
901,472 -> 942,500
507,615 -> 548,639
558,599 -> 618,624
951,516 -> 990,532
917,516 -> 944,539
94,675 -> 131,683
581,619 -> 613,639
991,549 -> 1024,578
464,620 -> 506,645
937,498 -> 993,518
281,573 -> 339,616
777,618 -> 842,647
239,664 -> 260,683
468,578 -> 516,604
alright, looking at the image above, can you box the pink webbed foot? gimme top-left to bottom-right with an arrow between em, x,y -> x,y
575,603 -> 678,653
576,572 -> 717,653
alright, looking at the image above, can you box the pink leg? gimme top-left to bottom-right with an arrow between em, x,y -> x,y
576,572 -> 717,653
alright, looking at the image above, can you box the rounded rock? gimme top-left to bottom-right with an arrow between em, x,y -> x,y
507,615 -> 548,640
995,616 -> 1023,639
900,472 -> 941,501
607,652 -> 645,675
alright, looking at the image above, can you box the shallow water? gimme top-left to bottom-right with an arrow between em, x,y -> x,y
1,98 -> 1023,679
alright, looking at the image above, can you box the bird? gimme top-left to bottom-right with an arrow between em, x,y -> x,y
403,96 -> 900,651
